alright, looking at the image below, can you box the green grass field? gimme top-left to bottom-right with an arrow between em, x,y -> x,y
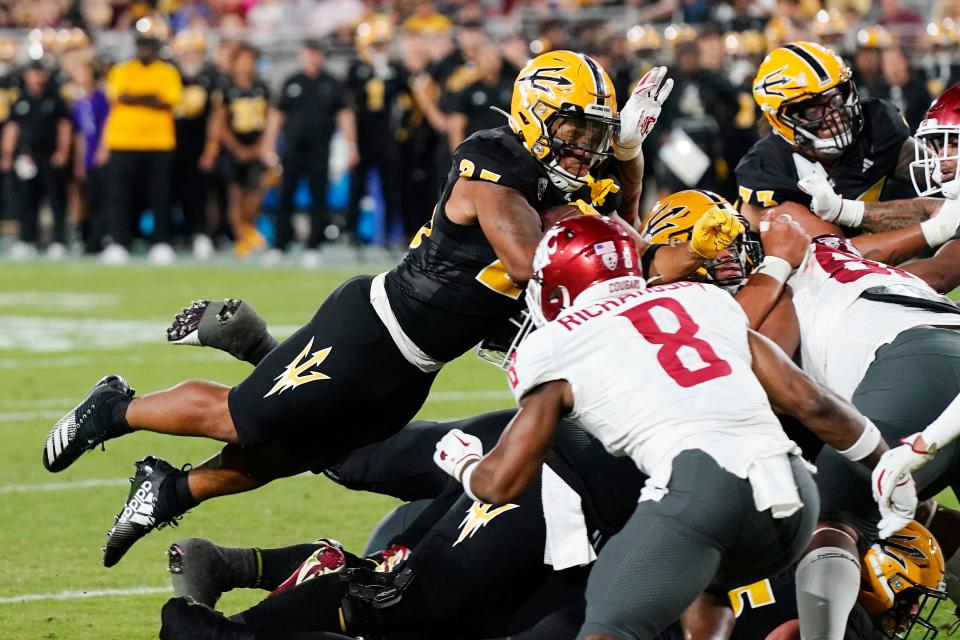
0,260 -> 956,639
0,260 -> 509,639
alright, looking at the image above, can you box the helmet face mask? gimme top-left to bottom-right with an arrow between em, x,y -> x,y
781,80 -> 863,157
541,108 -> 617,190
912,128 -> 960,197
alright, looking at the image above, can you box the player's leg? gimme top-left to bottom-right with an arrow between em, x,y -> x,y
797,328 -> 960,639
274,151 -> 303,253
305,146 -> 330,251
579,451 -> 815,640
167,298 -> 279,365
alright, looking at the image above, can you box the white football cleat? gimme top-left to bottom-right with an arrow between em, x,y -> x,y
100,243 -> 130,265
148,243 -> 176,266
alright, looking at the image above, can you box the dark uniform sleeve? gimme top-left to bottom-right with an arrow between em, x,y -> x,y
734,135 -> 806,207
452,130 -> 540,201
865,98 -> 911,181
9,97 -> 26,124
277,75 -> 295,113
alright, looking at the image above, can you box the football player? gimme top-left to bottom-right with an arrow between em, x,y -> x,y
43,53 -> 734,568
439,216 -> 900,640
658,191 -> 960,640
738,41 -> 935,237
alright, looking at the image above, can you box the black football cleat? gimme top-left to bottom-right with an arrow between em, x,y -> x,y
103,456 -> 183,568
166,298 -> 276,365
168,538 -> 243,607
159,597 -> 254,640
42,375 -> 134,473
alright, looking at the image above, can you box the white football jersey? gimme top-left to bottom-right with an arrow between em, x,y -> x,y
508,281 -> 800,509
789,235 -> 960,400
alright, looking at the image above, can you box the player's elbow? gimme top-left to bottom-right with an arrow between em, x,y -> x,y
502,260 -> 532,287
473,473 -> 524,506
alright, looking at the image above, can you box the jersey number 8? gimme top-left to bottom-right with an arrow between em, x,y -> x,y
619,298 -> 732,388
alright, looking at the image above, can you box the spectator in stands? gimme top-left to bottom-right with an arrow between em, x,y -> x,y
853,26 -> 893,100
100,19 -> 183,265
346,16 -> 406,246
447,43 -> 512,149
879,46 -> 932,129
172,29 -> 219,259
1,61 -> 71,260
273,39 -> 357,267
213,42 -> 279,258
67,53 -> 110,254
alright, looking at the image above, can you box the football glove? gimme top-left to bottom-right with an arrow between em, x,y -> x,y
872,434 -> 926,539
797,173 -> 865,228
433,428 -> 482,483
690,208 -> 745,259
614,66 -> 673,161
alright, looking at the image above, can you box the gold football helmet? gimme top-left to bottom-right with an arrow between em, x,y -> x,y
356,15 -> 393,52
860,520 -> 947,639
753,41 -> 862,156
626,25 -> 661,53
640,189 -> 760,289
927,19 -> 960,50
509,50 -> 618,193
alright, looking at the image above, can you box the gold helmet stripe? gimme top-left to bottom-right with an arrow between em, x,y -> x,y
580,53 -> 607,106
783,43 -> 831,86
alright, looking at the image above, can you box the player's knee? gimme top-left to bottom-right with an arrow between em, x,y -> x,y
807,522 -> 859,552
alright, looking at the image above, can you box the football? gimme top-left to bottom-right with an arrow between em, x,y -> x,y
539,204 -> 582,229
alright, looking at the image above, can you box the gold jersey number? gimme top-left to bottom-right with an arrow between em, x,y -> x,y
230,96 -> 266,134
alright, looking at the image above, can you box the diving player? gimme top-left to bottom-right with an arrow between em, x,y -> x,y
42,54 -> 728,568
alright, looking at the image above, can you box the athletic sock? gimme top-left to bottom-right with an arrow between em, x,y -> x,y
169,538 -> 259,606
796,546 -> 861,640
155,470 -> 199,520
105,395 -> 134,439
237,572 -> 346,631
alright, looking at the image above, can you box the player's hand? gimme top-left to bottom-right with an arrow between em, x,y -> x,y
872,433 -> 932,538
198,153 -> 216,172
94,145 -> 110,167
797,173 -> 843,222
614,66 -> 673,161
759,211 -> 810,269
433,428 -> 482,482
690,208 -> 744,259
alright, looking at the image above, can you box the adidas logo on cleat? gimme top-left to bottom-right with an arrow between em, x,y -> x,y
120,480 -> 157,527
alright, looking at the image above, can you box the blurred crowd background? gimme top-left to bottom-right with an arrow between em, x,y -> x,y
0,0 -> 954,265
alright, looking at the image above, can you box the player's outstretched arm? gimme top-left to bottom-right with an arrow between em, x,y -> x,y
445,380 -> 571,506
647,207 -> 745,284
747,329 -> 888,468
167,299 -> 279,365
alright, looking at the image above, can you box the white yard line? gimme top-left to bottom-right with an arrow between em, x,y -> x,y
0,585 -> 170,604
0,478 -> 129,494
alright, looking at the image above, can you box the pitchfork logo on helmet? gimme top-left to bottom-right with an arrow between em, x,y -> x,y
641,190 -> 760,291
753,41 -> 863,157
527,217 -> 643,327
911,84 -> 960,198
510,51 -> 619,193
859,520 -> 947,639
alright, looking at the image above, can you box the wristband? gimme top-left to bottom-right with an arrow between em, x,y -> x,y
613,141 -> 641,162
839,418 -> 881,462
919,392 -> 960,452
921,198 -> 960,247
460,460 -> 480,502
754,255 -> 793,285
835,200 -> 865,227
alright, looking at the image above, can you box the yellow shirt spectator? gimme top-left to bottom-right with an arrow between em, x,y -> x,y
104,59 -> 182,151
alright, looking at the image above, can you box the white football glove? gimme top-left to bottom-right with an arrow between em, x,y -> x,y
614,66 -> 674,161
872,434 -> 927,539
433,428 -> 483,482
796,172 -> 870,230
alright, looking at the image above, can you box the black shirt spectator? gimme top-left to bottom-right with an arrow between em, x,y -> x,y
11,82 -> 69,156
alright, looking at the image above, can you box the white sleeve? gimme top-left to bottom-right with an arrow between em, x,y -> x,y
921,393 -> 960,451
507,329 -> 562,403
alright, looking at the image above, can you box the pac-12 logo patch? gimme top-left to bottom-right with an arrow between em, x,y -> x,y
264,337 -> 332,397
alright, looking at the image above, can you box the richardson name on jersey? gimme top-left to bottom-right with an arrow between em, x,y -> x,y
557,281 -> 700,331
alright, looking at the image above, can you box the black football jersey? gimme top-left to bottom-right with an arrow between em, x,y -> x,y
175,66 -> 220,123
735,98 -> 911,209
222,80 -> 270,146
345,60 -> 407,139
383,126 -> 619,362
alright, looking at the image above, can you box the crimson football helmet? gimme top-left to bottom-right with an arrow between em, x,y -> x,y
527,216 -> 644,327
912,84 -> 960,198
